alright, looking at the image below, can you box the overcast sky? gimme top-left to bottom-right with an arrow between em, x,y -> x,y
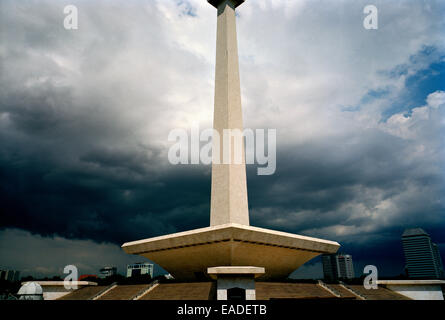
0,0 -> 444,279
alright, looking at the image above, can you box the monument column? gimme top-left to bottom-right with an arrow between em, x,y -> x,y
209,0 -> 249,226
122,0 -> 340,282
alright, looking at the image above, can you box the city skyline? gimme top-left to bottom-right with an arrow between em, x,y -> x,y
0,0 -> 444,279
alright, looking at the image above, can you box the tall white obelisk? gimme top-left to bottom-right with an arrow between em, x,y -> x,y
122,0 -> 340,282
209,0 -> 249,226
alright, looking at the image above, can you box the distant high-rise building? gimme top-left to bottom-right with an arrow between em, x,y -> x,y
336,254 -> 355,279
126,262 -> 153,278
0,269 -> 20,282
99,266 -> 117,278
432,243 -> 444,278
402,228 -> 444,279
322,254 -> 338,280
322,254 -> 354,280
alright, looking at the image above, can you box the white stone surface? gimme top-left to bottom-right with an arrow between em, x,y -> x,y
377,280 -> 445,285
122,223 -> 339,280
210,0 -> 249,226
378,280 -> 445,300
120,0 -> 341,282
18,282 -> 43,295
386,285 -> 444,300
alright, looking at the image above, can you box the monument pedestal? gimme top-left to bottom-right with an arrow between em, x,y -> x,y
208,266 -> 264,300
122,223 -> 339,280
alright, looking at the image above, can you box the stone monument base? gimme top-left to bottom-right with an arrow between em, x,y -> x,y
208,266 -> 265,300
122,223 -> 339,281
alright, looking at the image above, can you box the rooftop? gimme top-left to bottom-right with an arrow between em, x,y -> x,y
402,228 -> 429,237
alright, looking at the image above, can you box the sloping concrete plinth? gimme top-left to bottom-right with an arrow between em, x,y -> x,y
122,223 -> 339,280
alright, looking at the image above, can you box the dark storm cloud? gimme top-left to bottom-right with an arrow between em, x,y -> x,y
0,143 -> 212,243
0,0 -> 215,248
0,228 -> 156,278
249,128 -> 444,230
